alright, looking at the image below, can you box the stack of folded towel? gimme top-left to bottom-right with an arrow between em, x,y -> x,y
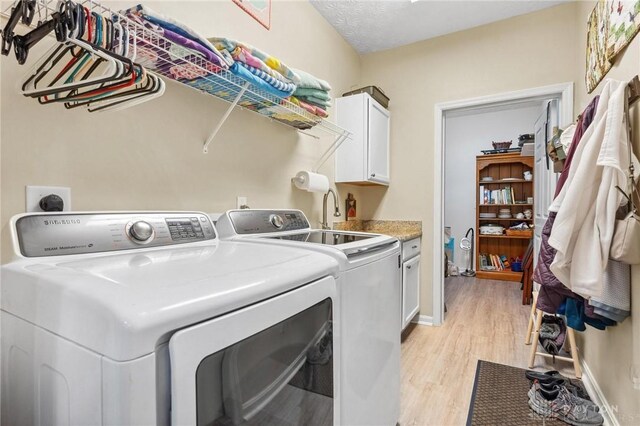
122,5 -> 231,73
208,38 -> 300,99
119,7 -> 334,122
290,69 -> 332,118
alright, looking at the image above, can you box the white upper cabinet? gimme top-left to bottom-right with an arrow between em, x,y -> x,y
335,93 -> 390,185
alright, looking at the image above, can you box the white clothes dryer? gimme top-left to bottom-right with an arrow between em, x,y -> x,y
1,211 -> 340,426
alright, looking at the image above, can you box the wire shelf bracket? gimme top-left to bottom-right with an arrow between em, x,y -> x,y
313,131 -> 350,173
202,81 -> 250,154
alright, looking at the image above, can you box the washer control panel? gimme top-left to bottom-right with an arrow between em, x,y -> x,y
15,212 -> 216,257
223,209 -> 310,235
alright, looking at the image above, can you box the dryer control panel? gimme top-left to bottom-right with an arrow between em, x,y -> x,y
14,212 -> 216,257
218,209 -> 310,235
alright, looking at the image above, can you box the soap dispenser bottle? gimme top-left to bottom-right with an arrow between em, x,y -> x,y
346,193 -> 357,220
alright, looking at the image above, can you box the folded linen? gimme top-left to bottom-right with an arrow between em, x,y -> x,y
232,46 -> 293,85
123,5 -> 231,68
209,37 -> 300,84
313,105 -> 329,118
297,95 -> 331,108
292,68 -> 331,91
240,63 -> 296,94
123,14 -> 222,79
293,87 -> 331,101
232,62 -> 294,98
289,96 -> 330,118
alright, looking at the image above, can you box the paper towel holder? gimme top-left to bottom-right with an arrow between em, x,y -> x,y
291,171 -> 326,193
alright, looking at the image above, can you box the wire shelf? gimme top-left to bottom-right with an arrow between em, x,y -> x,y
1,0 -> 352,143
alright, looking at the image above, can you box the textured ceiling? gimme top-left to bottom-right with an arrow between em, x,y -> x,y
310,0 -> 570,54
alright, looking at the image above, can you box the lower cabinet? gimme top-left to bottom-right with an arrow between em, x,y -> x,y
402,254 -> 421,330
401,237 -> 421,330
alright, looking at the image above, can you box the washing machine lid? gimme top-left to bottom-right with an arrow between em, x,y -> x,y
217,209 -> 400,265
2,234 -> 338,362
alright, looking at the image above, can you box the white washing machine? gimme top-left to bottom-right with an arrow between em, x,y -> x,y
1,211 -> 341,425
216,209 -> 402,426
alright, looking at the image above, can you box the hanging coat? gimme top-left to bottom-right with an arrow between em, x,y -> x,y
549,79 -> 639,298
534,96 -> 599,314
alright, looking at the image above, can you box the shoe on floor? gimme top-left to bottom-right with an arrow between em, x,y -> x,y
525,369 -> 591,401
528,383 -> 603,426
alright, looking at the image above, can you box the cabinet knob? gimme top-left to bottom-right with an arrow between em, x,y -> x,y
407,265 -> 412,269
412,245 -> 418,249
371,173 -> 376,177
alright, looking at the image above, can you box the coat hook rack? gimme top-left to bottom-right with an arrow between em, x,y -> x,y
628,75 -> 640,105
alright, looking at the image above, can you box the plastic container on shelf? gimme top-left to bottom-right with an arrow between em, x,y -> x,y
342,86 -> 389,108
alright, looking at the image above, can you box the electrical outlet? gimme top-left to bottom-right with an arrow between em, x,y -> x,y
26,186 -> 71,212
236,196 -> 248,209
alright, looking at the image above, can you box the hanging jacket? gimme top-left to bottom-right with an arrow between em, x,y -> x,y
549,79 -> 639,298
534,96 -> 599,314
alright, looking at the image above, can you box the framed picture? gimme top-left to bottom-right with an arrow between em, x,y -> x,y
606,0 -> 640,60
586,0 -> 611,93
233,0 -> 271,30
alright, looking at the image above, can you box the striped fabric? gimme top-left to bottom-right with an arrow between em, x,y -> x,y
239,62 -> 297,94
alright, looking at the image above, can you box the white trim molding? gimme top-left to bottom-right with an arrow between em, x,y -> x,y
432,82 -> 574,326
580,358 -> 621,426
411,315 -> 433,326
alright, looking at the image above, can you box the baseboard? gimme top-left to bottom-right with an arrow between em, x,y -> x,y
580,358 -> 620,426
412,315 -> 433,326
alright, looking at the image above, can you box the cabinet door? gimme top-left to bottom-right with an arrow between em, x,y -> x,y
367,97 -> 390,185
402,255 -> 420,330
335,95 -> 367,183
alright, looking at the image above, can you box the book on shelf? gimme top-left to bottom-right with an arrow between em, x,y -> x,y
481,253 -> 510,271
482,186 -> 515,205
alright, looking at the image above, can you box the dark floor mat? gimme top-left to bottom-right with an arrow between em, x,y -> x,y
466,360 -> 566,426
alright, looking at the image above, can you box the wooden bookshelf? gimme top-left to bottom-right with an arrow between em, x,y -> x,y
476,153 -> 534,282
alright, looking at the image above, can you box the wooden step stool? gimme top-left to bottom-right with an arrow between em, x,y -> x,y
525,291 -> 582,378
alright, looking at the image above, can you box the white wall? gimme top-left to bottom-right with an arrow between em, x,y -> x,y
443,104 -> 541,269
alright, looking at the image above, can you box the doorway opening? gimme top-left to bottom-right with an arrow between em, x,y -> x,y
432,83 -> 573,325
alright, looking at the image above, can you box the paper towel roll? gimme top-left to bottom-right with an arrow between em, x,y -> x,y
293,171 -> 329,193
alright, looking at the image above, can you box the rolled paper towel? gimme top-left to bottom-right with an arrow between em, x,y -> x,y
293,171 -> 329,193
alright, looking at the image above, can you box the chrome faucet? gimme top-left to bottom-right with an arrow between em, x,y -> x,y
322,188 -> 341,230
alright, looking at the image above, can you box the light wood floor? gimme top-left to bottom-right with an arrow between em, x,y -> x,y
399,277 -> 575,425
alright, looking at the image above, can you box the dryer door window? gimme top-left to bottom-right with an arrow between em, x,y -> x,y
197,299 -> 333,426
168,277 -> 336,426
